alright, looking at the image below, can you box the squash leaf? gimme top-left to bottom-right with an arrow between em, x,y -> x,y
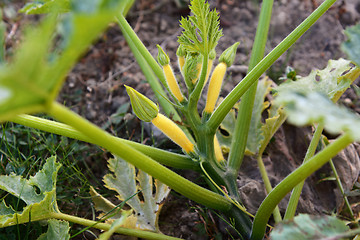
178,0 -> 222,54
37,219 -> 70,240
0,0 -> 124,121
246,77 -> 272,155
0,156 -> 61,227
20,0 -> 70,14
342,23 -> 360,67
270,214 -> 349,240
275,91 -> 360,141
93,155 -> 170,231
275,58 -> 360,102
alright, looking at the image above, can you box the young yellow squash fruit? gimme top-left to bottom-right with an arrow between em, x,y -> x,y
204,62 -> 227,113
157,45 -> 185,102
213,135 -> 224,162
163,64 -> 185,102
151,113 -> 195,153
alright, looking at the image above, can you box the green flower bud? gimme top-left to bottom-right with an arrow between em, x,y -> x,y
176,45 -> 186,57
125,85 -> 159,122
156,44 -> 170,66
209,49 -> 216,60
219,42 -> 240,67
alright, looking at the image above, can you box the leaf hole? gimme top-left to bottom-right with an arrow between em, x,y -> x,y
218,126 -> 230,137
33,185 -> 41,195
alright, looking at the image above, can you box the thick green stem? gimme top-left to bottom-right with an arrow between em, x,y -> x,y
50,212 -> 181,240
10,114 -> 198,171
47,102 -> 231,211
116,15 -> 165,86
227,0 -> 273,174
284,123 -> 324,220
208,0 -> 337,130
251,133 -> 353,240
257,155 -> 282,223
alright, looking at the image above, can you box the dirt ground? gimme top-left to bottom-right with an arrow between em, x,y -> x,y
2,0 -> 360,239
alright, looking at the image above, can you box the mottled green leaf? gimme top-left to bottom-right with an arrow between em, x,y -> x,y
0,0 -> 125,121
270,214 -> 349,240
100,155 -> 170,231
0,156 -> 61,227
37,219 -> 70,240
275,91 -> 360,141
342,24 -> 360,67
20,0 -> 70,14
276,58 -> 360,102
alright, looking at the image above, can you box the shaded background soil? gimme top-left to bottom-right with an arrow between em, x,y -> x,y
1,0 -> 360,239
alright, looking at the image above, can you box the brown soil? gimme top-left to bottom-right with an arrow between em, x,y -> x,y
2,0 -> 360,239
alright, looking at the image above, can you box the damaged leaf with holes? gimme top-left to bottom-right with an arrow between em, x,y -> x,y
275,58 -> 360,102
0,156 -> 61,227
90,155 -> 170,231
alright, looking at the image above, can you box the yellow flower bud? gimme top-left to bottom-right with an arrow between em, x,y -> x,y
204,62 -> 227,113
214,135 -> 224,162
151,113 -> 194,153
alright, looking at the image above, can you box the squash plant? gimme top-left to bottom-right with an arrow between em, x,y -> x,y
0,0 -> 359,239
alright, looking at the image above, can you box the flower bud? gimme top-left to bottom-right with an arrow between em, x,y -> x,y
219,42 -> 239,67
177,45 -> 186,72
156,45 -> 170,66
125,85 -> 159,122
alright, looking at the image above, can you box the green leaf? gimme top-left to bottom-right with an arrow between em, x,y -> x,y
99,155 -> 170,231
270,214 -> 349,240
246,78 -> 272,155
0,156 -> 61,227
342,23 -> 360,67
0,1 -> 125,122
20,0 -> 71,14
258,106 -> 286,156
276,58 -> 360,102
178,0 -> 222,54
37,219 -> 70,240
275,91 -> 360,141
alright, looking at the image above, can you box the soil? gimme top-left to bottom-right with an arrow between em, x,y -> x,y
2,0 -> 360,239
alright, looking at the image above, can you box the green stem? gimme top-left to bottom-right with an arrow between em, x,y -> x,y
10,114 -> 198,171
227,0 -> 273,174
47,102 -> 231,211
284,123 -> 324,220
257,155 -> 282,223
208,0 -> 337,130
251,133 -> 353,240
120,22 -> 180,121
189,53 -> 209,116
116,15 -> 167,93
329,158 -> 355,220
50,212 -> 182,240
